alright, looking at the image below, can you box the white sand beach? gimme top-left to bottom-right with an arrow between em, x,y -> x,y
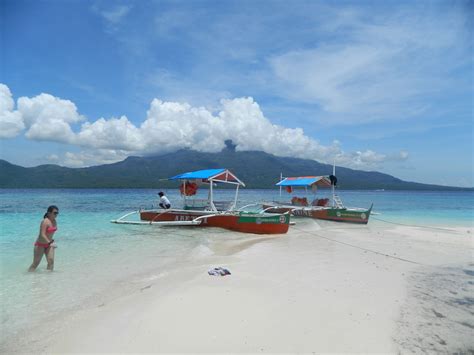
3,219 -> 473,353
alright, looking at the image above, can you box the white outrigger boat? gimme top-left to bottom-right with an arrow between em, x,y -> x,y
112,168 -> 290,234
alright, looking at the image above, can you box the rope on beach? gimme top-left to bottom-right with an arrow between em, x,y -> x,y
292,225 -> 425,265
370,216 -> 464,233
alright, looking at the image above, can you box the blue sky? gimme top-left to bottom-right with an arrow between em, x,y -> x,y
0,0 -> 472,187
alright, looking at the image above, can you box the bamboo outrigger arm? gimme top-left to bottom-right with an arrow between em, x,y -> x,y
110,210 -> 203,226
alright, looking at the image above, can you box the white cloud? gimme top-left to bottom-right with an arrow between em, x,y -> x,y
92,4 -> 132,32
217,97 -> 340,161
137,96 -> 341,162
101,5 -> 131,24
77,116 -> 144,151
145,69 -> 232,109
140,99 -> 226,153
0,84 -> 25,138
398,151 -> 409,160
62,149 -> 130,168
84,2 -> 470,134
0,84 -> 15,113
1,83 -> 408,170
268,5 -> 471,124
46,154 -> 60,162
17,93 -> 84,143
73,96 -> 404,169
337,150 -> 408,169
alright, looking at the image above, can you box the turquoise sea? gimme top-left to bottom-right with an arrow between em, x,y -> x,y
0,188 -> 473,344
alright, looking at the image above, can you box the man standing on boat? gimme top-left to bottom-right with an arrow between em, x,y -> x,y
158,192 -> 171,209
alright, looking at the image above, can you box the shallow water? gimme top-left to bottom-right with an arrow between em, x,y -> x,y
0,188 -> 472,343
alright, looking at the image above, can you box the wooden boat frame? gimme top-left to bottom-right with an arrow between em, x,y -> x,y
111,168 -> 291,234
263,165 -> 374,224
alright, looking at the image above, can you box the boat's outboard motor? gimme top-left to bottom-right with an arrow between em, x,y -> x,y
329,175 -> 338,186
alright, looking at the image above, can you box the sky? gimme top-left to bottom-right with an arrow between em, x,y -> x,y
0,0 -> 472,187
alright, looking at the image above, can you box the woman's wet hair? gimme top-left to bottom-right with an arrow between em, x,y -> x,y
44,205 -> 59,218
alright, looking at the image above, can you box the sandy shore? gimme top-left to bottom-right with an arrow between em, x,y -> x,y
3,219 -> 473,353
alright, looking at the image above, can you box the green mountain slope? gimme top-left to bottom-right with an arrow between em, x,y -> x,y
0,148 -> 470,190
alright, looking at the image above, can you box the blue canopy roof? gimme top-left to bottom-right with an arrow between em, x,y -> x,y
170,169 -> 226,180
169,168 -> 245,186
276,176 -> 331,187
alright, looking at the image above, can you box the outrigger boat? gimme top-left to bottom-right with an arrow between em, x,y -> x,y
262,168 -> 373,224
112,168 -> 290,234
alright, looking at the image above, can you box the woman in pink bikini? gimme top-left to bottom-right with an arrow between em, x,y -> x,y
28,205 -> 59,272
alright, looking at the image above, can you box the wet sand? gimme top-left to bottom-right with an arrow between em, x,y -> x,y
3,219 -> 473,353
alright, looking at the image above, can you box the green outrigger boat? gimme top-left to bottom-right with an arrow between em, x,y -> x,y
262,167 -> 373,224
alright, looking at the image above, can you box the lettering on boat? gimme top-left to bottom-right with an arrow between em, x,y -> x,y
279,215 -> 286,224
292,209 -> 312,217
329,210 -> 366,219
174,215 -> 207,223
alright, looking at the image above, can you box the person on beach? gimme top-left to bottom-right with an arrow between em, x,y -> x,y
28,205 -> 59,272
158,192 -> 171,209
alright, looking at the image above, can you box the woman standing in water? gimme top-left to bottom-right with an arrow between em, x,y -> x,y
29,205 -> 59,272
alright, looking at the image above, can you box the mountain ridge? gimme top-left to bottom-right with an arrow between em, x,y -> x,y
0,149 -> 471,190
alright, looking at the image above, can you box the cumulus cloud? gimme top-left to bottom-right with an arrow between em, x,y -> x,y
140,99 -> 226,153
17,93 -> 84,143
0,84 -> 25,138
62,149 -> 130,168
77,116 -> 144,151
136,97 -> 342,163
217,98 -> 339,161
1,83 -> 407,170
71,96 -> 405,168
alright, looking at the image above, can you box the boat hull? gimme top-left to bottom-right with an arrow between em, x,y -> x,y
262,204 -> 372,224
262,205 -> 294,214
140,209 -> 290,234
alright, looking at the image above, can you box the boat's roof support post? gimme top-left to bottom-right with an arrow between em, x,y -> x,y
183,180 -> 186,205
279,172 -> 283,199
209,179 -> 217,212
232,184 -> 239,211
332,158 -> 336,207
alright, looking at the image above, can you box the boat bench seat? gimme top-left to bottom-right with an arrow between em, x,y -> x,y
213,200 -> 234,211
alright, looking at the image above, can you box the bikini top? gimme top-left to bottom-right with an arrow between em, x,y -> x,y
46,226 -> 57,234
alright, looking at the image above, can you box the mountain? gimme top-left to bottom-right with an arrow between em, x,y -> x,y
0,147 -> 470,190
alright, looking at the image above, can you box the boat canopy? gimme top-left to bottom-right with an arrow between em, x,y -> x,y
170,168 -> 245,186
276,176 -> 331,187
